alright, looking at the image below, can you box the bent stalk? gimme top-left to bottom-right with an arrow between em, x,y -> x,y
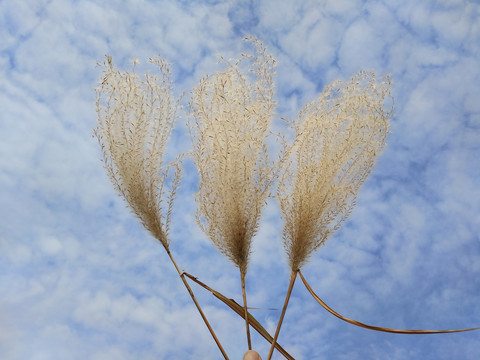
299,270 -> 480,334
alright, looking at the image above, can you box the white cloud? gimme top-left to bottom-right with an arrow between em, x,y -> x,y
39,235 -> 63,255
281,12 -> 343,70
257,0 -> 301,32
338,18 -> 385,73
324,0 -> 359,15
430,2 -> 480,49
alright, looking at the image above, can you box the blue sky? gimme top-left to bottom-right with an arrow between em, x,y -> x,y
1,0 -> 479,359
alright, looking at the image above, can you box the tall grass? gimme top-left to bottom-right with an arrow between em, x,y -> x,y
94,56 -> 228,359
268,71 -> 393,359
188,38 -> 277,349
279,71 -> 392,272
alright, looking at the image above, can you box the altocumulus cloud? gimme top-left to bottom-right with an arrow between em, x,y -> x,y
1,0 -> 479,359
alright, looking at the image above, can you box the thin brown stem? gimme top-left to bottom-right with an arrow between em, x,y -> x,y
165,247 -> 229,360
298,269 -> 480,334
241,271 -> 252,350
267,271 -> 297,360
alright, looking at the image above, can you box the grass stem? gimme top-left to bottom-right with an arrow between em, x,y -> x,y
241,271 -> 252,350
166,248 -> 229,360
267,271 -> 297,360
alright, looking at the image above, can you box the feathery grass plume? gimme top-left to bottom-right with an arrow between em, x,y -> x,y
94,56 -> 229,359
94,56 -> 181,248
279,70 -> 392,271
189,37 -> 276,349
189,38 -> 276,275
268,71 -> 392,360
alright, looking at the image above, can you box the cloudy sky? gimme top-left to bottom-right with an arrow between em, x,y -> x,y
1,0 -> 479,359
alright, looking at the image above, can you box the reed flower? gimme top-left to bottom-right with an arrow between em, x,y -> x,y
279,70 -> 392,271
94,56 -> 229,358
188,38 -> 276,349
94,56 -> 181,248
268,71 -> 392,359
189,39 -> 276,276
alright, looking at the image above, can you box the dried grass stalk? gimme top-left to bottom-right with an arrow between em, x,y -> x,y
94,56 -> 180,248
189,38 -> 276,349
268,72 -> 392,360
278,71 -> 393,271
188,38 -> 276,276
95,57 -> 229,359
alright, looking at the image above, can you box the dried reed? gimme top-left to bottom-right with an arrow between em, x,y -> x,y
279,71 -> 392,271
94,56 -> 228,359
268,71 -> 393,359
189,38 -> 276,349
94,56 -> 180,247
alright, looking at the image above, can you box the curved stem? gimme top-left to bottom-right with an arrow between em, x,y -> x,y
299,270 -> 480,334
241,271 -> 252,350
267,271 -> 297,360
166,247 -> 229,360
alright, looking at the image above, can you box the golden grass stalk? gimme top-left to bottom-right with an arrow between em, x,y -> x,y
94,56 -> 228,359
188,37 -> 276,349
268,71 -> 393,359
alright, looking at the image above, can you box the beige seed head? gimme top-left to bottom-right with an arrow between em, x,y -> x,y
278,71 -> 393,271
188,38 -> 276,275
94,55 -> 181,248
